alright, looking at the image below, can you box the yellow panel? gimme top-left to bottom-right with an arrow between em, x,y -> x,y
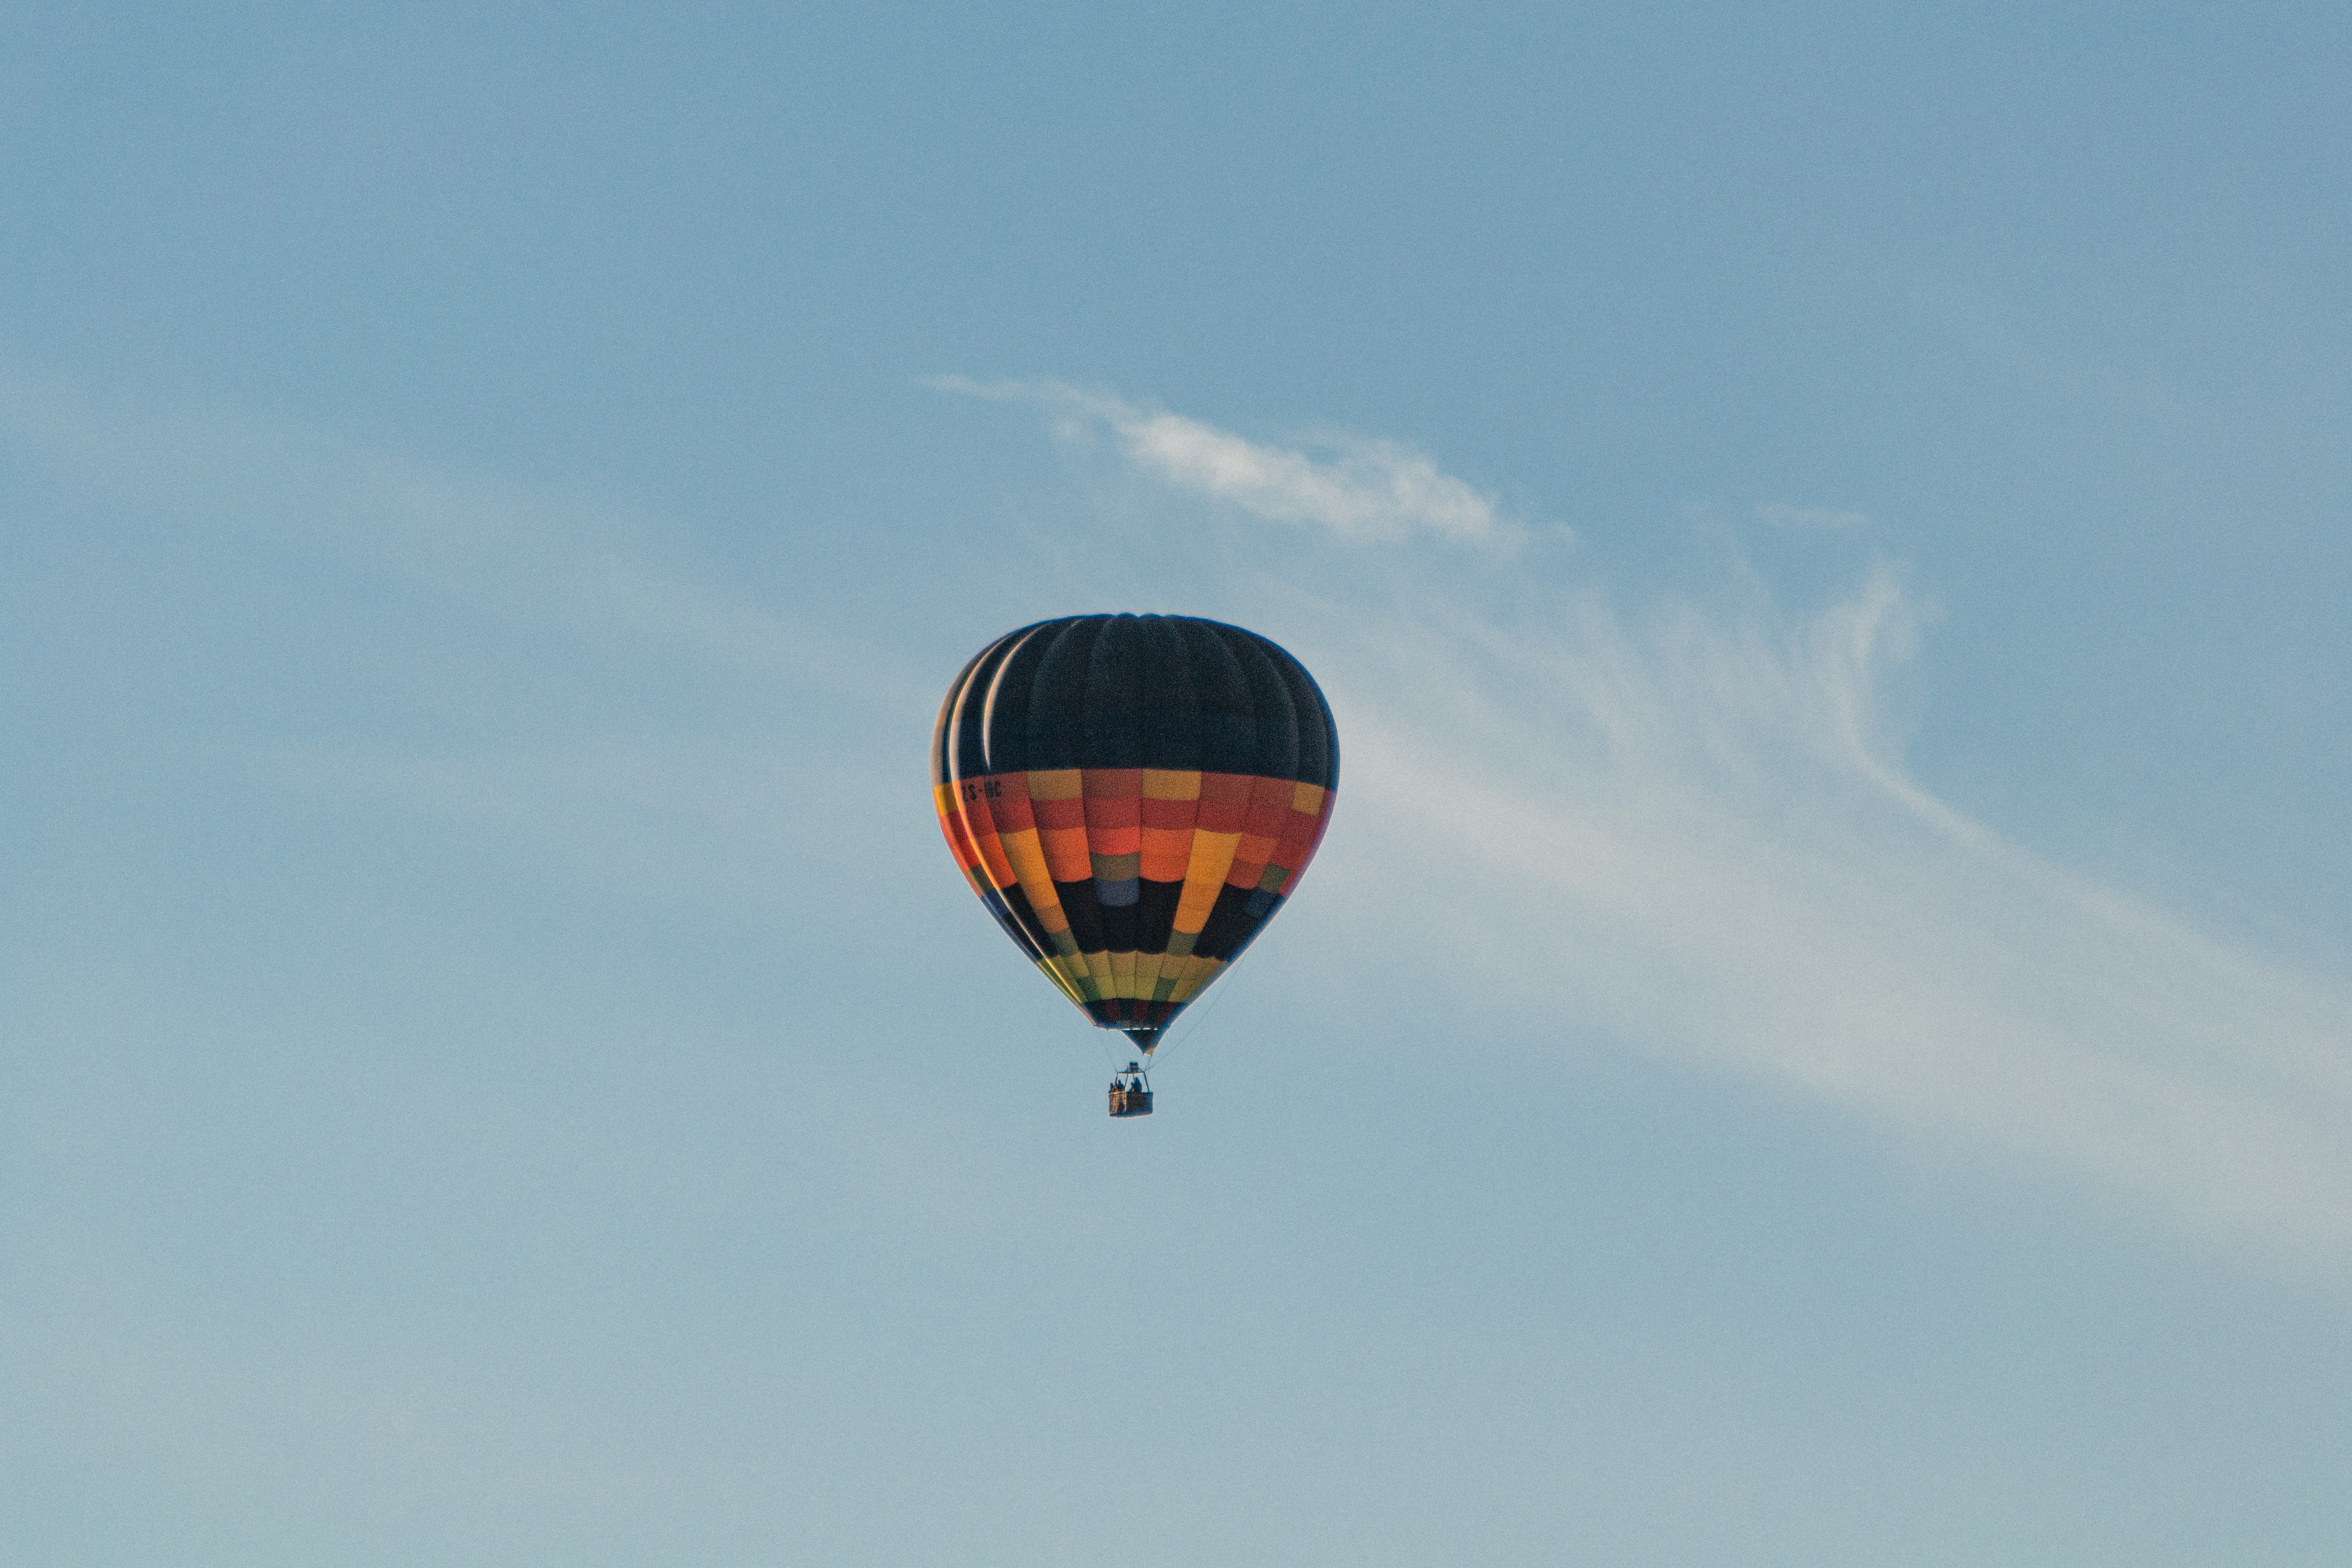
1026,768 -> 1084,801
1133,950 -> 1166,996
1290,780 -> 1327,814
998,827 -> 1069,935
1111,949 -> 1138,999
1173,830 -> 1242,932
1171,957 -> 1227,1004
1142,769 -> 1204,800
1033,957 -> 1086,1008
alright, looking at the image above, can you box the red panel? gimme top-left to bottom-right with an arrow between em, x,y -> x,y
1195,773 -> 1254,834
1081,768 -> 1144,798
985,777 -> 1036,832
1138,828 -> 1193,881
1082,796 -> 1143,828
1266,806 -> 1321,871
1040,828 -> 1092,881
959,788 -> 1020,887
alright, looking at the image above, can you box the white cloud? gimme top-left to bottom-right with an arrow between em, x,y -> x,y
929,376 -> 1513,546
1283,565 -> 2352,1260
1754,502 -> 1871,531
19,371 -> 2349,1261
930,377 -> 2352,1259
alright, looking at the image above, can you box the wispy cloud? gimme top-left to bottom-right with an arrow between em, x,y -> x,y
1280,562 -> 2352,1261
1754,502 -> 1870,531
929,376 -> 1514,546
920,380 -> 2351,1261
20,371 -> 2348,1261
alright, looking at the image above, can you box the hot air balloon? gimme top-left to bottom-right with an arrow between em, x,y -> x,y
930,614 -> 1339,1114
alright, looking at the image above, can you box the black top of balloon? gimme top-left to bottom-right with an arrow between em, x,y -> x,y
932,613 -> 1339,789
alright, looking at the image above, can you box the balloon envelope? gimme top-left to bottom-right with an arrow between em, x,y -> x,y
930,614 -> 1339,1051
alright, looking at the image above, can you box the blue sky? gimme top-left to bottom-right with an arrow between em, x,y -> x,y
5,5 -> 2349,1563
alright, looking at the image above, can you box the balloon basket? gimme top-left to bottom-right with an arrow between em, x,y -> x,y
1109,1063 -> 1153,1117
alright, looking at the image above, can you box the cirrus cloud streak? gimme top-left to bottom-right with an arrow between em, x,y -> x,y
1279,557 -> 2352,1262
928,376 -> 1514,547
